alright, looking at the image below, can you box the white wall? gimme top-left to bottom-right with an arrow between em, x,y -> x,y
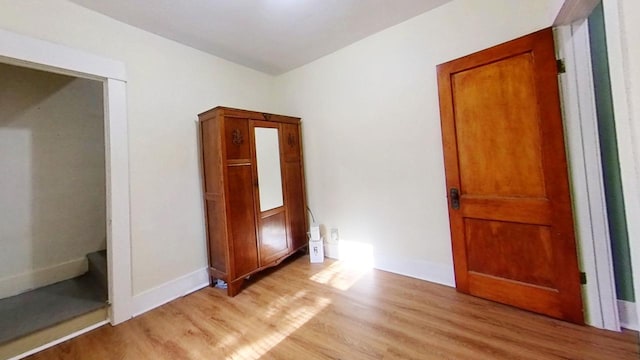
273,0 -> 565,284
0,63 -> 105,298
0,0 -> 276,295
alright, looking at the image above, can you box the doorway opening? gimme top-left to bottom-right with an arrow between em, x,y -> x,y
587,1 -> 635,317
0,28 -> 132,359
0,62 -> 109,347
554,0 -> 638,331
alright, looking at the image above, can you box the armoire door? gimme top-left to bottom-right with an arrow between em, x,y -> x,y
282,123 -> 308,251
223,116 -> 259,279
251,120 -> 290,264
437,28 -> 584,323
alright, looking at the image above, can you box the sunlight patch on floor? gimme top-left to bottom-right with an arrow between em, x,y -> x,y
228,290 -> 331,360
310,240 -> 373,291
263,286 -> 308,319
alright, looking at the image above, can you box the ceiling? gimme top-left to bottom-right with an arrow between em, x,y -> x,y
69,0 -> 451,75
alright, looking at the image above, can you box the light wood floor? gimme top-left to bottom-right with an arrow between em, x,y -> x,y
27,255 -> 639,360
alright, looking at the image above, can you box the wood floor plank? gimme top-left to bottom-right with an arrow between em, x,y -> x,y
26,255 -> 639,360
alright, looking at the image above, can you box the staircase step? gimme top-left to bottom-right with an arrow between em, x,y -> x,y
86,250 -> 108,294
0,275 -> 107,345
0,308 -> 107,360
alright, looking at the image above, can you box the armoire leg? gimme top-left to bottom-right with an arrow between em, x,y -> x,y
227,279 -> 244,297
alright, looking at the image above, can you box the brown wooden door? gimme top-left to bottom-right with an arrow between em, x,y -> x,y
437,28 -> 584,324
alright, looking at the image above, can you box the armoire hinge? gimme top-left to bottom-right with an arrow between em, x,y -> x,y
580,272 -> 587,285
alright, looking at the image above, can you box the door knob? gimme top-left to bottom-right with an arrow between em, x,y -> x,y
449,188 -> 460,210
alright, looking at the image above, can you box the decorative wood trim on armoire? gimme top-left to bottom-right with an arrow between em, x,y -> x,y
198,106 -> 309,296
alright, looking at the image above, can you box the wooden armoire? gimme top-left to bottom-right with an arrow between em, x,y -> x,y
198,106 -> 309,296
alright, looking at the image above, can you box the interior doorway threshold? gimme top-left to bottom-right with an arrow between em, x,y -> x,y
0,307 -> 107,360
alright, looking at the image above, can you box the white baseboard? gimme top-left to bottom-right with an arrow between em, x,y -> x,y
373,255 -> 456,287
323,240 -> 455,288
323,241 -> 340,260
0,257 -> 88,299
132,267 -> 209,317
618,300 -> 639,331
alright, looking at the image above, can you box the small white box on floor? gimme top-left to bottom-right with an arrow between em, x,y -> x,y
309,237 -> 324,263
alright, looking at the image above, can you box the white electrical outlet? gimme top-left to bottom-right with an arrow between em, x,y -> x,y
330,228 -> 339,242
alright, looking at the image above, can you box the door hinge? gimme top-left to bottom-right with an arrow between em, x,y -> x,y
580,271 -> 587,285
557,59 -> 566,74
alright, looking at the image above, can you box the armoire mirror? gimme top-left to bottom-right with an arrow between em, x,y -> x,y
254,127 -> 284,212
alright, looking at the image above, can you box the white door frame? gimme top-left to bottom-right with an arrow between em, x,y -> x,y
552,0 -> 639,331
555,23 -> 620,330
601,0 -> 640,330
0,28 -> 133,325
